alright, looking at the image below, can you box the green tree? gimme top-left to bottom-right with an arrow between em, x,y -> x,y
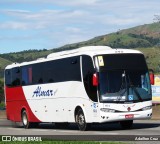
0,80 -> 4,103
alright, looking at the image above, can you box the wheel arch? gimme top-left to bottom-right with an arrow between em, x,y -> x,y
74,105 -> 88,122
21,106 -> 30,121
20,105 -> 41,123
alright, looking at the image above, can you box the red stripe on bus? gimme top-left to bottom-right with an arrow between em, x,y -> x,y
5,86 -> 41,122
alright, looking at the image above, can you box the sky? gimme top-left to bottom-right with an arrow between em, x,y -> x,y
0,0 -> 159,54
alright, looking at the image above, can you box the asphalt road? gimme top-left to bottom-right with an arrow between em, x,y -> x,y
0,119 -> 160,141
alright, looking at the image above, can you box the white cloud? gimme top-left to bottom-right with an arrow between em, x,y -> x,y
0,9 -> 91,30
65,27 -> 81,33
0,0 -> 159,53
1,0 -> 159,30
0,0 -> 100,6
0,21 -> 30,30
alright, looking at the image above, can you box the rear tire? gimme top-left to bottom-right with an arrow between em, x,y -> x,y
120,120 -> 133,129
21,110 -> 31,129
21,110 -> 39,128
76,109 -> 90,131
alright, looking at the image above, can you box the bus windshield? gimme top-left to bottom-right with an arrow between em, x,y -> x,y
96,54 -> 152,103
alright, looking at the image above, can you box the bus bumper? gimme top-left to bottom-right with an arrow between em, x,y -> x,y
99,109 -> 152,123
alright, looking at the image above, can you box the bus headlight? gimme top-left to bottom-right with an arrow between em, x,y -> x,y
100,108 -> 115,113
142,106 -> 152,111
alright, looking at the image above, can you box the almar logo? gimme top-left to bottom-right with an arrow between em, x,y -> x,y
32,86 -> 57,97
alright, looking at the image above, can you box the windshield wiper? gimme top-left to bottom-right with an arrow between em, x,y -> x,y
118,71 -> 143,102
128,74 -> 143,102
131,86 -> 143,102
117,70 -> 127,102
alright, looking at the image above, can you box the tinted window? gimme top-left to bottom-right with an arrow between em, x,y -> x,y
82,55 -> 97,102
5,56 -> 81,86
5,70 -> 12,86
22,66 -> 32,85
32,63 -> 44,84
98,54 -> 148,71
11,67 -> 21,86
43,56 -> 81,83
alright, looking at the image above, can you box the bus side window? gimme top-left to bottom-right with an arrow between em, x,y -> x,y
82,55 -> 98,102
11,67 -> 21,87
32,63 -> 43,85
47,70 -> 54,83
22,66 -> 32,85
43,62 -> 55,84
5,70 -> 12,87
43,57 -> 81,84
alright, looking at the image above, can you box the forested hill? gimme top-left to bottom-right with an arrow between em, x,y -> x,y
58,22 -> 160,49
0,22 -> 160,78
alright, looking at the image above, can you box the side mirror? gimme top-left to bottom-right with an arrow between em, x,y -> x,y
92,73 -> 98,86
149,69 -> 154,85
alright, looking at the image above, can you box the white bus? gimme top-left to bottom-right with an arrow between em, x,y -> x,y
4,46 -> 153,131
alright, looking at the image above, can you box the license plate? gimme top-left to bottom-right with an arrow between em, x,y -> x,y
125,114 -> 134,119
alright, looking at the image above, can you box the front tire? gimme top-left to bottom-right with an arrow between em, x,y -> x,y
120,120 -> 133,129
76,109 -> 90,131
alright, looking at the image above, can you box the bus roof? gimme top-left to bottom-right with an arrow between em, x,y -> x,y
5,46 -> 142,69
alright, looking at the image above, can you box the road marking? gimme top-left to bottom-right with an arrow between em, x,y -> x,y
56,130 -> 80,133
31,129 -> 49,132
89,132 -> 119,135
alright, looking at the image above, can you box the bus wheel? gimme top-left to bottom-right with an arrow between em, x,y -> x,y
76,109 -> 90,131
21,110 -> 31,129
120,120 -> 133,129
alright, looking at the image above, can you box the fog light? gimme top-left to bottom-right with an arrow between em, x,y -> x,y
100,108 -> 115,113
142,106 -> 152,111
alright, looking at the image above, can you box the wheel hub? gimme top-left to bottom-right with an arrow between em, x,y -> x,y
78,114 -> 85,125
22,114 -> 27,125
